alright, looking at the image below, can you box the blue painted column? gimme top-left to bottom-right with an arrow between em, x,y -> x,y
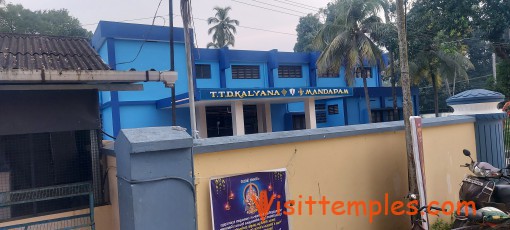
472,113 -> 508,169
115,127 -> 196,230
267,49 -> 278,88
219,47 -> 230,88
447,89 -> 506,168
106,38 -> 121,137
308,52 -> 319,87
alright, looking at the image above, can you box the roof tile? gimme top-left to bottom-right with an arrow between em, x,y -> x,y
0,33 -> 110,71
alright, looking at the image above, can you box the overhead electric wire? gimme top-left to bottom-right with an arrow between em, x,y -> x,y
249,0 -> 312,15
277,0 -> 321,11
230,0 -> 304,17
273,0 -> 320,12
187,14 -> 297,36
82,13 -> 297,37
418,74 -> 491,89
115,0 -> 164,66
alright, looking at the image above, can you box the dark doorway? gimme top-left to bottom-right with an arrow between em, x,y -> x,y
243,105 -> 258,135
206,106 -> 233,137
292,114 -> 306,130
206,105 -> 259,137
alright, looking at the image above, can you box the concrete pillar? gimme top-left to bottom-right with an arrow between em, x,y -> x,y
304,98 -> 317,129
231,101 -> 245,136
265,103 -> 272,133
257,104 -> 265,133
115,127 -> 195,230
196,105 -> 208,138
447,89 -> 506,168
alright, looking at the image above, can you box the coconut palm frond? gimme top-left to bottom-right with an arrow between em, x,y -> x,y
207,7 -> 238,48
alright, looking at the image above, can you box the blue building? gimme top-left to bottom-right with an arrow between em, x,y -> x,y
92,21 -> 419,138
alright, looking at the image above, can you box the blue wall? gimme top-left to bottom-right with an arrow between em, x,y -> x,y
273,65 -> 310,88
195,61 -> 221,88
271,104 -> 287,132
91,21 -> 419,138
225,62 -> 267,88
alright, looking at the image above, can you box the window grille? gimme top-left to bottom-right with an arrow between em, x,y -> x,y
195,64 -> 211,79
0,130 -> 104,221
231,65 -> 260,79
278,65 -> 302,78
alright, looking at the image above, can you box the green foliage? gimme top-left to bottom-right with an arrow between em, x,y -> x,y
0,3 -> 91,38
475,0 -> 510,59
207,6 -> 239,49
430,219 -> 453,230
314,0 -> 387,123
494,60 -> 510,98
314,0 -> 385,83
293,14 -> 322,52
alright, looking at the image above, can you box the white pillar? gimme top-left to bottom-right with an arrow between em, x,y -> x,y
196,105 -> 208,138
304,98 -> 317,129
264,103 -> 272,132
257,104 -> 265,133
231,101 -> 245,136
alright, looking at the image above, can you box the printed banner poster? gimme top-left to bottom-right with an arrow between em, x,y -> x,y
210,169 -> 289,230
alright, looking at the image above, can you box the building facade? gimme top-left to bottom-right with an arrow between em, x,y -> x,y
92,21 -> 419,138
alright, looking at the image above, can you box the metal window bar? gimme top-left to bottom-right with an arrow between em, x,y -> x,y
89,131 -> 103,206
0,183 -> 91,207
0,130 -> 104,224
0,182 -> 95,230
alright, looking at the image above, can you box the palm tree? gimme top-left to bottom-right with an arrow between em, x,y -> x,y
410,49 -> 474,117
207,7 -> 239,48
314,0 -> 386,123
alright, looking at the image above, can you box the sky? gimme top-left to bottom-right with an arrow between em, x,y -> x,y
8,0 -> 333,51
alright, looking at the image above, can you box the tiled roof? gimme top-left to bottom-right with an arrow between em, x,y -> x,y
446,89 -> 505,105
0,33 -> 110,71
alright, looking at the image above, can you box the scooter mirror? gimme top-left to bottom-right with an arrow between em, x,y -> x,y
463,149 -> 471,157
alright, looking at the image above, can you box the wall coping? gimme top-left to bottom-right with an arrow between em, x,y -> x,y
115,126 -> 193,154
192,115 -> 475,155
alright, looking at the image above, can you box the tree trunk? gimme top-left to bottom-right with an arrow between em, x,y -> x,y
432,73 -> 439,117
445,77 -> 451,97
395,0 -> 419,225
363,73 -> 373,123
453,70 -> 457,96
391,52 -> 398,120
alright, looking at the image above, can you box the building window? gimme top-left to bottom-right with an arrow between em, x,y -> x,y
316,112 -> 327,123
318,69 -> 339,78
0,130 -> 104,221
315,104 -> 326,111
278,65 -> 302,78
371,108 -> 403,123
231,65 -> 260,79
195,64 -> 211,79
355,67 -> 372,78
328,104 -> 339,115
315,103 -> 327,123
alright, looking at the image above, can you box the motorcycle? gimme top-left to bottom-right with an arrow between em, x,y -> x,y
452,149 -> 510,229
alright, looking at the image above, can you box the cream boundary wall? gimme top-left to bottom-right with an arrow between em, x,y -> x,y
194,120 -> 476,229
0,117 -> 477,230
421,123 -> 477,224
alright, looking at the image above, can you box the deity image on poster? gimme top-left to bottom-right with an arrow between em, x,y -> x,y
243,183 -> 259,215
209,169 -> 289,230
